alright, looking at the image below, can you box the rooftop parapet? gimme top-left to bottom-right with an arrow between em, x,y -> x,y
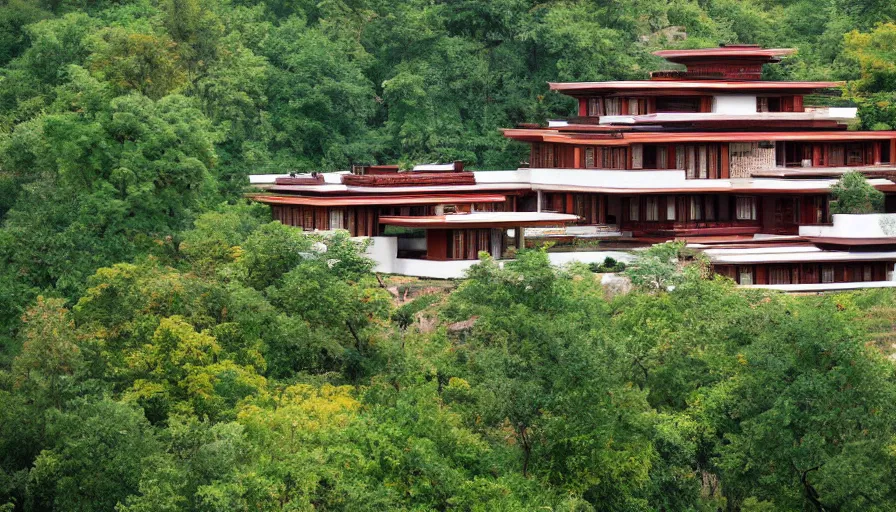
652,44 -> 796,80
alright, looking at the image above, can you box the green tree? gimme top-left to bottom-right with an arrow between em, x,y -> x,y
25,398 -> 161,512
0,71 -> 219,298
12,297 -> 84,409
87,26 -> 187,99
705,297 -> 896,510
829,171 -> 885,214
625,240 -> 706,292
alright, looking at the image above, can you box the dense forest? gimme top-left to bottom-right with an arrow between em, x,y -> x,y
3,0 -> 896,510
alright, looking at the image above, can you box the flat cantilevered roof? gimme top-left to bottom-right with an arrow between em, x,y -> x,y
248,193 -> 507,206
502,128 -> 896,146
548,80 -> 842,94
379,212 -> 579,229
703,246 -> 896,264
653,47 -> 796,60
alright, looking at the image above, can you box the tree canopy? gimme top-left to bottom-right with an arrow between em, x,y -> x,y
2,0 -> 896,510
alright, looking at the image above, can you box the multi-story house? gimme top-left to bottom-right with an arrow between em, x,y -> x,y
250,44 -> 896,290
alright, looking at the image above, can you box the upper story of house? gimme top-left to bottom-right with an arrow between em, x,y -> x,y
503,44 -> 896,176
558,45 -> 838,121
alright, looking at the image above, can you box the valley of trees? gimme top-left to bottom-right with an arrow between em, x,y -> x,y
3,0 -> 896,510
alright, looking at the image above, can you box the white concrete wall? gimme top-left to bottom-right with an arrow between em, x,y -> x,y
546,251 -> 636,266
362,236 -> 636,279
391,258 -> 481,279
712,95 -> 757,114
799,214 -> 896,238
364,236 -> 399,274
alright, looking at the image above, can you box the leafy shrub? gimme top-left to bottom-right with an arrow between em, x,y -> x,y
588,256 -> 627,273
830,171 -> 885,214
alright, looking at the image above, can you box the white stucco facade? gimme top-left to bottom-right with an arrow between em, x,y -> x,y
799,214 -> 896,239
712,94 -> 757,114
361,236 -> 635,279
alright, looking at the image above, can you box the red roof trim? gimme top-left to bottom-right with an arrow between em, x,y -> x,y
379,215 -> 576,228
653,47 -> 795,60
548,80 -> 841,93
249,193 -> 506,207
503,129 -> 896,145
806,237 -> 896,246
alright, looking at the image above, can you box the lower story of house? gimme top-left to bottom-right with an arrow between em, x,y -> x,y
713,261 -> 894,286
263,192 -> 896,290
270,191 -> 840,238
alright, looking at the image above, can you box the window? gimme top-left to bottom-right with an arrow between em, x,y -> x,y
584,147 -> 596,168
573,194 -> 587,219
678,144 -> 720,179
302,209 -> 315,230
604,97 -> 622,116
863,265 -> 873,281
704,197 -> 716,221
822,265 -> 834,284
666,197 -> 676,221
757,97 -> 782,112
655,146 -> 668,169
329,208 -> 344,230
588,98 -> 602,117
656,96 -> 701,113
736,196 -> 757,221
730,142 -> 753,158
645,197 -> 659,221
449,230 -> 465,259
846,144 -> 864,166
628,98 -> 648,115
531,143 -> 558,168
738,266 -> 753,285
698,146 -> 708,179
631,144 -> 643,170
628,198 -> 640,221
601,147 -> 627,169
770,266 -> 792,285
829,145 -> 845,167
687,146 -> 697,179
689,197 -> 703,221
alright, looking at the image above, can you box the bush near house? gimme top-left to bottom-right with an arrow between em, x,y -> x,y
830,171 -> 885,214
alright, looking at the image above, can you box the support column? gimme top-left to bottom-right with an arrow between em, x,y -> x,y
536,191 -> 543,212
514,226 -> 525,250
720,143 -> 730,179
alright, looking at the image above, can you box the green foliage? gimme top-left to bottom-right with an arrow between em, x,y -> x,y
829,171 -> 885,214
26,398 -> 161,512
12,297 -> 84,409
2,208 -> 896,509
625,241 -> 706,291
3,1 -> 896,511
588,256 -> 627,273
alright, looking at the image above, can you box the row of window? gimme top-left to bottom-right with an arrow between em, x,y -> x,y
626,196 -> 758,222
776,141 -> 888,168
446,229 -> 500,260
585,95 -> 801,117
586,96 -> 706,116
532,141 -> 891,173
738,264 -> 876,285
